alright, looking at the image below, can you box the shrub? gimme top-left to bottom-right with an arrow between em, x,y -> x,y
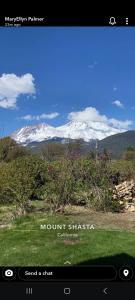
0,155 -> 48,206
0,136 -> 30,162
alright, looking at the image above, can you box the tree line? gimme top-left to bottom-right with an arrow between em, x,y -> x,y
0,136 -> 135,215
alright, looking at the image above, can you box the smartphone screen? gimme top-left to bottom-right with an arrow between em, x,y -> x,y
0,15 -> 135,299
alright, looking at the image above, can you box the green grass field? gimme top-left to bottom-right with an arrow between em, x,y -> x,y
0,202 -> 135,266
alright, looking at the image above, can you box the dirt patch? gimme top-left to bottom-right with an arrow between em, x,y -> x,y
63,240 -> 82,246
65,205 -> 135,231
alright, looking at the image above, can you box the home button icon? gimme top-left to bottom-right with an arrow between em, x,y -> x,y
64,288 -> 71,295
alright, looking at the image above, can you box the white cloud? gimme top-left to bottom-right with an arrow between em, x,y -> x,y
20,114 -> 34,121
68,106 -> 133,139
113,100 -> 124,108
109,118 -> 132,129
52,103 -> 58,107
113,86 -> 117,91
68,107 -> 107,123
0,73 -> 35,109
88,61 -> 98,69
20,112 -> 59,121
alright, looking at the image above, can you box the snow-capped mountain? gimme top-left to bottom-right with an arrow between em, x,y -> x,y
57,121 -> 103,141
11,121 -> 121,145
11,124 -> 61,144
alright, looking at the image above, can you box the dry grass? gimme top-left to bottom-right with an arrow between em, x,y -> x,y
64,205 -> 135,231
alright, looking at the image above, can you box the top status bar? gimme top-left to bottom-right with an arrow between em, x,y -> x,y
0,16 -> 135,27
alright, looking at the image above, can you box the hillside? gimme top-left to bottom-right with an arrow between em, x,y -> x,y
26,130 -> 135,159
97,130 -> 135,158
11,126 -> 135,159
26,137 -> 97,155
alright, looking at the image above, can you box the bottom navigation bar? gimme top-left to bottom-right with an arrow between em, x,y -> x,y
0,282 -> 135,299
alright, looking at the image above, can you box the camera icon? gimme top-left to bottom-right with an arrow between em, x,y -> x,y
2,268 -> 16,280
5,269 -> 14,277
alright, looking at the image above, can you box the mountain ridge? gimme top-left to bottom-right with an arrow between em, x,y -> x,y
97,130 -> 135,158
11,121 -> 128,145
10,123 -> 135,159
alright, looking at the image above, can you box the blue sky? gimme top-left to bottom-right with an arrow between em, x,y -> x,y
0,26 -> 135,137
